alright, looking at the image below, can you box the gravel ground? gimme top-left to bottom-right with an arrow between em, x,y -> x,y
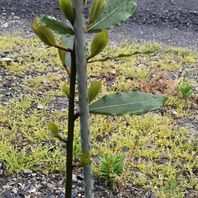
1,0 -> 198,50
0,172 -> 151,198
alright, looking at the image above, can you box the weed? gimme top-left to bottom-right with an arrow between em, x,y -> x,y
176,81 -> 193,100
99,154 -> 124,189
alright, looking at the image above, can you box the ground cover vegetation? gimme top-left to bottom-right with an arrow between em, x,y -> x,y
0,34 -> 197,197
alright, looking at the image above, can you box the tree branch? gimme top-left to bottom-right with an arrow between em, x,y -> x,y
56,135 -> 67,144
54,44 -> 73,53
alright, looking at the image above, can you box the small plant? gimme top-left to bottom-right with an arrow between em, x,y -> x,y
158,179 -> 185,198
176,81 -> 193,99
100,154 -> 124,189
31,0 -> 167,197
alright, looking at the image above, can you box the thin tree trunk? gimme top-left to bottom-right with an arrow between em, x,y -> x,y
72,1 -> 94,198
66,48 -> 76,198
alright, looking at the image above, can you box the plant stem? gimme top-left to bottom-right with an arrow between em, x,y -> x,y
72,0 -> 94,197
54,44 -> 72,53
56,135 -> 67,144
65,48 -> 76,198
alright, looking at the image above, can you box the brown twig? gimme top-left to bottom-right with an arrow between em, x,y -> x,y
54,44 -> 73,53
56,135 -> 67,145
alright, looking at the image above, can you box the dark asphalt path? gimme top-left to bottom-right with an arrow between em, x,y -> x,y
0,0 -> 198,50
133,0 -> 198,31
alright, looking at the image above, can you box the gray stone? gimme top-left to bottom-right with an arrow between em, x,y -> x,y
2,22 -> 9,28
2,191 -> 13,198
22,169 -> 32,175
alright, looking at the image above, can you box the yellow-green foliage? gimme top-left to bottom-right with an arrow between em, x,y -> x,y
0,36 -> 62,76
0,36 -> 197,197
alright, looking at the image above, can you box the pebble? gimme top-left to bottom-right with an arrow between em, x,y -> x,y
28,188 -> 37,193
13,16 -> 20,20
0,51 -> 10,56
11,187 -> 17,194
72,189 -> 78,198
171,110 -> 178,118
149,192 -> 157,198
134,171 -> 144,178
0,58 -> 13,63
3,90 -> 12,96
2,22 -> 9,28
2,191 -> 13,198
18,192 -> 25,198
77,173 -> 84,181
72,174 -> 77,182
22,169 -> 32,175
37,104 -> 44,109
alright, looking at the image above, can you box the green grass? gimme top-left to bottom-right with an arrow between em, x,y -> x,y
0,36 -> 197,197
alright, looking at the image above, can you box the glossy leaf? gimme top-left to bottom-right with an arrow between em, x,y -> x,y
32,17 -> 56,46
87,0 -> 137,33
89,91 -> 168,116
88,81 -> 102,103
40,15 -> 74,35
88,0 -> 105,24
61,35 -> 74,68
48,122 -> 59,137
90,30 -> 109,58
58,0 -> 74,23
58,41 -> 67,65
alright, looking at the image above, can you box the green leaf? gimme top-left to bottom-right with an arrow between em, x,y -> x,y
58,41 -> 67,65
80,152 -> 91,167
89,91 -> 168,116
61,35 -> 74,68
90,30 -> 109,58
58,48 -> 67,65
40,15 -> 74,35
62,84 -> 70,97
48,122 -> 59,137
83,0 -> 87,5
88,0 -> 105,24
88,81 -> 102,103
87,0 -> 137,33
58,0 -> 74,23
32,17 -> 56,46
